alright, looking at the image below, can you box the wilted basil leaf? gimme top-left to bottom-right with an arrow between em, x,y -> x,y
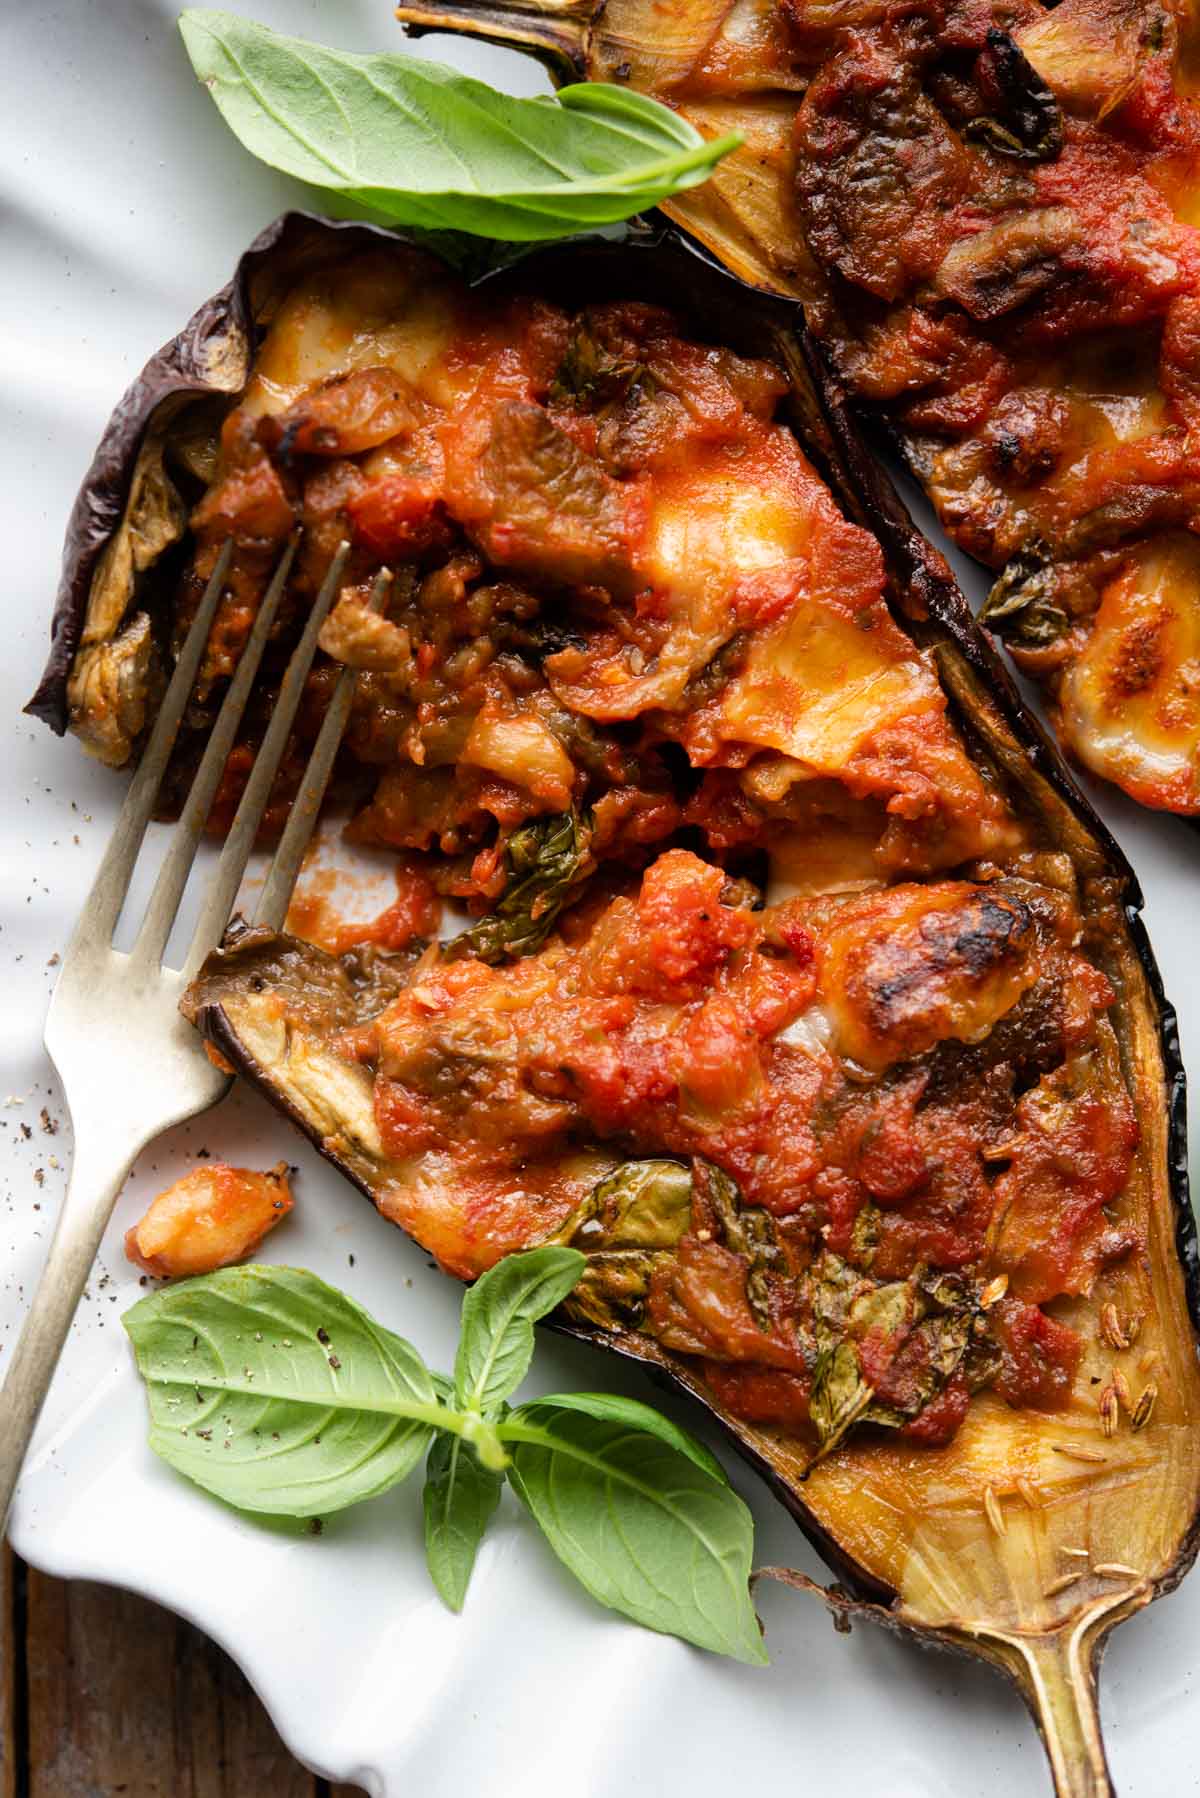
965,29 -> 1063,163
561,1159 -> 694,1251
564,1251 -> 662,1330
563,1159 -> 788,1338
550,324 -> 647,409
698,1161 -> 784,1333
448,810 -> 594,964
422,1431 -> 504,1611
849,1201 -> 881,1267
808,1341 -> 874,1460
179,11 -> 739,242
800,1254 -> 978,1459
123,1266 -> 441,1514
454,1245 -> 586,1414
980,548 -> 1070,649
505,1395 -> 767,1663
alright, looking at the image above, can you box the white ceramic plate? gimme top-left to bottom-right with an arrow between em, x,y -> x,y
3,5 -> 1200,1792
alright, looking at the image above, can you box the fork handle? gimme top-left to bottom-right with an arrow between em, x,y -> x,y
0,1137 -> 138,1531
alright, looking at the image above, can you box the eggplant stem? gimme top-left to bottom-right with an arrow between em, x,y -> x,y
1015,1629 -> 1111,1797
395,0 -> 595,80
981,1592 -> 1147,1798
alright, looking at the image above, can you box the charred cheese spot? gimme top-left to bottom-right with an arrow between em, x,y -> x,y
1059,534 -> 1200,810
818,883 -> 1039,1072
927,339 -> 1173,569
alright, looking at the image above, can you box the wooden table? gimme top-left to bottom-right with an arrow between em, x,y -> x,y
0,1547 -> 366,1796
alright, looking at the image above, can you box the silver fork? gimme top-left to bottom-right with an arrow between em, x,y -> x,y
0,536 -> 389,1528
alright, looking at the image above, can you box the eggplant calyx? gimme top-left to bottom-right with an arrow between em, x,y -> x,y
400,0 -> 596,81
752,1562 -> 866,1634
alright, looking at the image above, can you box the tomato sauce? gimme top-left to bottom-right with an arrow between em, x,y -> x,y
285,862 -> 442,957
776,0 -> 1200,811
341,850 -> 1134,1438
174,246 -> 1141,1456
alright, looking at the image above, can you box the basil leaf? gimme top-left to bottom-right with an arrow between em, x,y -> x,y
455,1247 -> 586,1414
555,1159 -> 694,1251
505,1398 -> 767,1664
696,1160 -> 784,1334
179,11 -> 740,241
531,1390 -> 728,1483
123,1266 -> 440,1515
552,1161 -> 693,1330
980,547 -> 1070,648
808,1341 -> 873,1461
802,1256 -> 977,1460
447,811 -> 593,964
422,1432 -> 505,1612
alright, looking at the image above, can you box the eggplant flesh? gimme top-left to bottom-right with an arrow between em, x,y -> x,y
394,0 -> 1200,818
29,215 -> 1200,1798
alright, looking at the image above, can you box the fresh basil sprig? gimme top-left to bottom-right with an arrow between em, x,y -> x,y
505,1393 -> 764,1661
123,1250 -> 767,1662
179,11 -> 740,241
454,1244 -> 584,1417
422,1428 -> 504,1613
122,1265 -> 442,1514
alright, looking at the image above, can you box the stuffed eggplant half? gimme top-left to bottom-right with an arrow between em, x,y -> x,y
29,215 -> 1200,1795
396,0 -> 1200,817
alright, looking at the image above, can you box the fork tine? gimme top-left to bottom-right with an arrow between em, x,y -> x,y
182,543 -> 358,977
254,566 -> 394,935
75,538 -> 234,949
132,536 -> 299,965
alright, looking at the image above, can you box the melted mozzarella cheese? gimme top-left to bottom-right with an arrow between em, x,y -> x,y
632,446 -> 819,708
816,883 -> 1040,1072
558,435 -> 826,720
1060,534 -> 1200,812
766,820 -> 888,900
720,603 -> 942,772
773,1002 -> 836,1056
242,254 -> 463,418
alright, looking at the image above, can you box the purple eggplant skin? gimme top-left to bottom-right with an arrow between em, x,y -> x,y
28,211 -> 1200,1793
27,287 -> 249,738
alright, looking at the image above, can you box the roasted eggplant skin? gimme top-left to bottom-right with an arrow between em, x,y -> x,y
31,213 -> 1200,1797
28,290 -> 252,743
